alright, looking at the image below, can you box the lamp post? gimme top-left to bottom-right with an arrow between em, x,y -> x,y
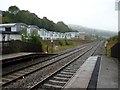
46,44 -> 48,53
51,39 -> 53,53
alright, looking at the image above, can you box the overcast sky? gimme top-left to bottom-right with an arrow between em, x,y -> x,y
0,0 -> 118,32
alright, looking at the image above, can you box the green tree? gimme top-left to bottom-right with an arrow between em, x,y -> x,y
15,10 -> 32,24
29,30 -> 42,44
118,31 -> 120,42
8,6 -> 20,15
2,11 -> 15,23
20,29 -> 29,41
55,21 -> 72,32
3,5 -> 73,32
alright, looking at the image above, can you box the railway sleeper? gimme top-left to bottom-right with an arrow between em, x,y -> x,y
60,71 -> 74,75
67,66 -> 79,69
43,83 -> 63,88
27,68 -> 35,71
4,75 -> 18,79
17,71 -> 29,74
49,79 -> 67,84
53,76 -> 70,81
65,67 -> 78,70
2,78 -> 12,84
56,74 -> 72,78
62,70 -> 76,73
46,80 -> 66,86
64,68 -> 77,71
55,75 -> 71,79
11,72 -> 25,76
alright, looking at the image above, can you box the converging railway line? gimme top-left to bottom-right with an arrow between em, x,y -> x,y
2,41 -> 103,89
2,42 -> 89,76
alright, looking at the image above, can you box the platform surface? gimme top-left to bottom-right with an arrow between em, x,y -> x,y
1,52 -> 33,60
97,55 -> 118,89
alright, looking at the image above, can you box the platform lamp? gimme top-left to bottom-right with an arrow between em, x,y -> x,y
51,39 -> 53,53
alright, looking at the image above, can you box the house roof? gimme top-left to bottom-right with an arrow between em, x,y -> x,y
0,23 -> 28,27
28,25 -> 40,30
0,23 -> 16,27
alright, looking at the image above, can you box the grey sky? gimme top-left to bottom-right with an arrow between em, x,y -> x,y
0,0 -> 118,32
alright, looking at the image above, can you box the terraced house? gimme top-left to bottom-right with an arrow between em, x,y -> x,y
0,23 -> 85,41
0,23 -> 28,41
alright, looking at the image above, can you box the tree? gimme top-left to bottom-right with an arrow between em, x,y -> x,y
3,6 -> 73,32
55,21 -> 72,32
20,29 -> 29,41
8,6 -> 20,15
118,31 -> 120,42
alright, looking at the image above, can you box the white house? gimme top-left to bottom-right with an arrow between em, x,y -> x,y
79,32 -> 86,40
39,29 -> 48,40
27,25 -> 39,34
64,32 -> 72,39
0,23 -> 86,41
0,23 -> 28,41
39,29 -> 65,40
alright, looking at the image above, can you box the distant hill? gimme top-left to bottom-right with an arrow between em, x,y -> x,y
68,24 -> 117,39
2,6 -> 72,33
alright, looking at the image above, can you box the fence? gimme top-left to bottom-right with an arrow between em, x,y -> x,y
111,42 -> 120,59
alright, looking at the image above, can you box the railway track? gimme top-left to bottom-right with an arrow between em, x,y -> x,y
2,42 -> 89,76
2,41 -> 101,89
2,43 -> 93,87
29,42 -> 101,90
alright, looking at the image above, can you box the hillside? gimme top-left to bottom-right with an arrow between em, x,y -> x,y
68,24 -> 117,39
2,6 -> 72,33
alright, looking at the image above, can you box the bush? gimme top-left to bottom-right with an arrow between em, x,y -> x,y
65,39 -> 70,45
2,40 -> 43,54
118,31 -> 120,42
58,39 -> 66,46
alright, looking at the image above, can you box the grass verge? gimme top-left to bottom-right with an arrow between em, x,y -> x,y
42,39 -> 93,53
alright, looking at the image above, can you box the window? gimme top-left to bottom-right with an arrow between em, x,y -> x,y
5,27 -> 11,32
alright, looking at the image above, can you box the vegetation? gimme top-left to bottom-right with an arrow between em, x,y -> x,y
2,6 -> 73,32
20,29 -> 28,41
118,31 -> 120,42
20,29 -> 42,45
106,39 -> 117,57
106,31 -> 119,56
42,39 -> 92,53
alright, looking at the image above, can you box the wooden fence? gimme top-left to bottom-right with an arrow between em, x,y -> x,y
111,42 -> 120,59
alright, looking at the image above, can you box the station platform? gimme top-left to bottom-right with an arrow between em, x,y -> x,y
1,52 -> 57,66
64,55 -> 118,89
1,52 -> 34,61
97,56 -> 118,89
1,52 -> 57,61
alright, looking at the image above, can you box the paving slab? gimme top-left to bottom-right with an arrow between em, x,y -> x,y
97,55 -> 118,89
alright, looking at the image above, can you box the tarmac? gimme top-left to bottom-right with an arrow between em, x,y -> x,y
97,55 -> 118,89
